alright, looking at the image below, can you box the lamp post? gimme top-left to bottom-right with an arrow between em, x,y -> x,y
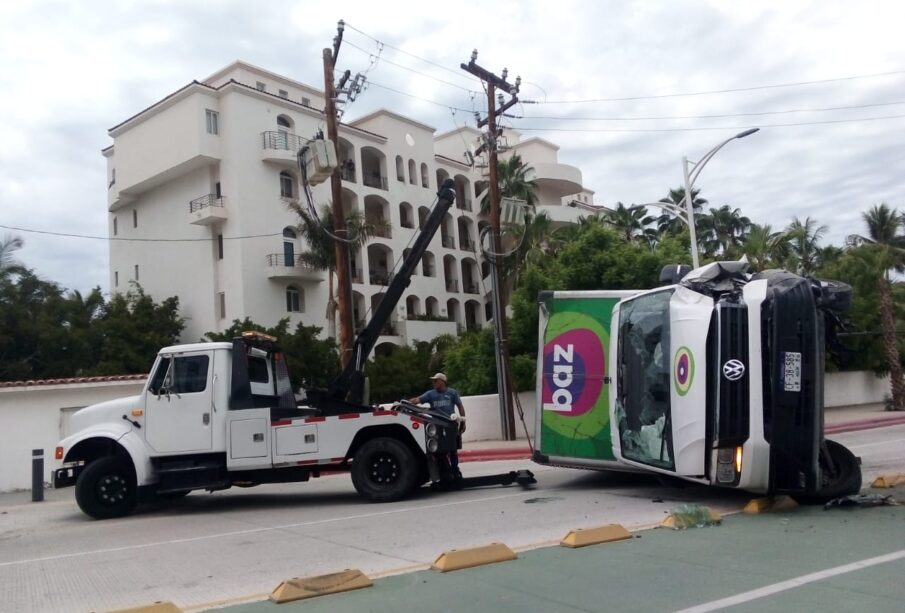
682,128 -> 760,268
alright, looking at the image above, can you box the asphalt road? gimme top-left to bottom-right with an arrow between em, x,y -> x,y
0,424 -> 902,613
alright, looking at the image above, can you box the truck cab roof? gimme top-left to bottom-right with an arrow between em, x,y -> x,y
158,342 -> 233,355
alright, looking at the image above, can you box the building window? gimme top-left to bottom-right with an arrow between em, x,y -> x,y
218,292 -> 226,319
286,286 -> 303,313
301,97 -> 311,107
132,209 -> 137,228
278,89 -> 289,99
217,234 -> 224,260
109,168 -> 116,188
112,216 -> 117,236
279,171 -> 294,198
114,271 -> 119,287
134,264 -> 139,281
205,109 -> 219,135
256,81 -> 266,92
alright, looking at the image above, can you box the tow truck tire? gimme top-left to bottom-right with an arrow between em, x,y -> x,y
75,456 -> 138,519
352,437 -> 418,502
797,439 -> 862,503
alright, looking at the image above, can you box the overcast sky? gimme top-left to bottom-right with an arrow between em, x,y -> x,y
1,0 -> 903,294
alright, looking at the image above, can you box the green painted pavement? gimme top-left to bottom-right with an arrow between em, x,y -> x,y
218,501 -> 905,613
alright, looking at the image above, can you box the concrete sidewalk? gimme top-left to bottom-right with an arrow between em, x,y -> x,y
460,402 -> 905,463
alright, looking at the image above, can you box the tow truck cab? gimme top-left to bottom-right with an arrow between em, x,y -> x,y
534,262 -> 861,499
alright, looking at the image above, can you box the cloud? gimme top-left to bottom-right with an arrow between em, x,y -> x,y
0,0 -> 903,294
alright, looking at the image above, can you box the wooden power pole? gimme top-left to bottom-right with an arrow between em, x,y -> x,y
462,52 -> 520,440
323,25 -> 354,367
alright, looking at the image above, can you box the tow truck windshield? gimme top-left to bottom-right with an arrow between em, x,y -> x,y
616,289 -> 674,469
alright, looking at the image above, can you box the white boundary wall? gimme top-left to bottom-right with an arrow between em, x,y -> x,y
0,371 -> 889,491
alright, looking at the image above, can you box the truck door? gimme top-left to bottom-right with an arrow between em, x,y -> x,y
145,352 -> 214,454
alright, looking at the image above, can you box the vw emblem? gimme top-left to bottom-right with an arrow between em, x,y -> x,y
723,359 -> 745,381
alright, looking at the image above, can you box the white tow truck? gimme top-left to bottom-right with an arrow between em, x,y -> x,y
54,178 -> 533,519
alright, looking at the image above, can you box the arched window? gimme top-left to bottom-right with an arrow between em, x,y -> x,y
408,159 -> 416,185
420,163 -> 429,188
276,115 -> 293,149
282,227 -> 297,266
286,285 -> 304,313
279,171 -> 294,198
276,115 -> 292,129
395,155 -> 405,182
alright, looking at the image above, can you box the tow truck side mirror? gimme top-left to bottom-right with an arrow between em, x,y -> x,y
659,264 -> 692,286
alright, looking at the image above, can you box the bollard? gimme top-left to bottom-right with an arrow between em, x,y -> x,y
32,449 -> 44,502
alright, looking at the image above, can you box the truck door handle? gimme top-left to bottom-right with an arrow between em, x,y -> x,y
202,413 -> 210,425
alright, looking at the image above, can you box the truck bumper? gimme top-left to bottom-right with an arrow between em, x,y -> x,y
53,463 -> 83,489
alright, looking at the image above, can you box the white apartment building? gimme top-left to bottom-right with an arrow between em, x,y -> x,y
104,61 -> 601,348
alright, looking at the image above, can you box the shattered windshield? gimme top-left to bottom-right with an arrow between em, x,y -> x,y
616,289 -> 674,470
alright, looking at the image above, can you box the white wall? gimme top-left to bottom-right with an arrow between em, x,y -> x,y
460,391 -> 537,443
0,380 -> 147,492
824,371 -> 890,407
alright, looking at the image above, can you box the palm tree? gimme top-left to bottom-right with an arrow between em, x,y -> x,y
697,205 -> 751,257
506,211 -> 561,285
0,235 -> 24,281
786,216 -> 828,276
288,203 -> 387,340
743,224 -> 789,271
604,203 -> 657,244
846,204 -> 905,410
480,154 -> 538,214
657,187 -> 708,235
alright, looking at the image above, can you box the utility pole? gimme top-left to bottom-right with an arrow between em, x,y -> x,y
323,21 -> 354,367
462,51 -> 520,440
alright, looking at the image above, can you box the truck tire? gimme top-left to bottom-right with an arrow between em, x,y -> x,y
797,439 -> 862,503
75,456 -> 138,519
351,437 -> 418,502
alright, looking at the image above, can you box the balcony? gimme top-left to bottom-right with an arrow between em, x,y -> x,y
265,254 -> 323,282
459,238 -> 474,251
188,194 -> 228,225
535,203 -> 587,227
351,269 -> 364,284
527,162 -> 583,197
260,131 -> 306,167
369,271 -> 393,286
463,282 -> 480,295
363,174 -> 389,190
441,235 -> 456,249
445,279 -> 459,293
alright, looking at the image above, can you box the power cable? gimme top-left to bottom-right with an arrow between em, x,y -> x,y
515,113 -> 905,133
366,80 -> 472,112
524,69 -> 905,104
0,223 -> 279,243
344,39 -> 478,94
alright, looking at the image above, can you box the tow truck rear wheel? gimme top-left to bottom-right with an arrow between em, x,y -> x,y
75,455 -> 138,519
352,437 -> 417,502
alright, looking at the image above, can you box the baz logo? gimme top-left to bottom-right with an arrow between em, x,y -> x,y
722,359 -> 745,381
541,328 -> 604,416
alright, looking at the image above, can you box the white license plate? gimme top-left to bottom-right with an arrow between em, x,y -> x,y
783,352 -> 802,392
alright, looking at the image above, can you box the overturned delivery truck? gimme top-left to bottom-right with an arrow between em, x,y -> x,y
533,262 -> 861,500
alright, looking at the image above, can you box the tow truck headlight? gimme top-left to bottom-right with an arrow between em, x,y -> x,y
716,446 -> 743,484
427,438 -> 440,453
426,423 -> 438,438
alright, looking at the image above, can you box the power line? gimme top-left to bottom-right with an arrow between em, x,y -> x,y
515,113 -> 905,133
0,223 -> 280,242
366,80 -> 472,112
513,100 -> 905,122
526,69 -> 905,104
344,39 -> 478,94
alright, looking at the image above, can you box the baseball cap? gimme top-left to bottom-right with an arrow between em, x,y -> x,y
430,373 -> 447,383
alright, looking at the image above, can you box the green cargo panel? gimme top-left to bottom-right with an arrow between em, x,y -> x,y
539,296 -> 621,461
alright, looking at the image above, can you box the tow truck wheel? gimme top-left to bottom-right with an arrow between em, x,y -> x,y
351,437 -> 418,502
75,455 -> 138,519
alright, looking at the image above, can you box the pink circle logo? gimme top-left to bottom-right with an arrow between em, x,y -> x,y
674,346 -> 694,396
541,328 -> 605,417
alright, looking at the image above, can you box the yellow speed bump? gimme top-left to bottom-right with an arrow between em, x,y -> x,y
106,603 -> 182,613
270,569 -> 373,604
560,523 -> 632,548
744,495 -> 799,514
872,474 -> 905,488
431,543 -> 517,572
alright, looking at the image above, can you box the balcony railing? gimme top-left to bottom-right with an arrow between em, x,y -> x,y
442,235 -> 455,249
369,271 -> 393,286
459,238 -> 474,251
189,194 -> 225,213
446,279 -> 459,292
363,174 -> 389,190
341,165 -> 356,183
457,198 -> 473,212
463,282 -> 479,294
261,130 -> 306,152
380,321 -> 398,336
351,268 -> 364,284
265,253 -> 319,272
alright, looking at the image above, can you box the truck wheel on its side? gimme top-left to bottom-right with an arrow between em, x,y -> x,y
797,439 -> 862,503
351,437 -> 418,503
75,455 -> 138,519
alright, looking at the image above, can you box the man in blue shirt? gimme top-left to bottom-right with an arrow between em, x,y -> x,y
410,373 -> 466,478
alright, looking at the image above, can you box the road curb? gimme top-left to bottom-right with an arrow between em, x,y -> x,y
825,414 -> 905,434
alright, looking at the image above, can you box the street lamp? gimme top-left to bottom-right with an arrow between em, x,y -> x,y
683,128 -> 760,268
634,201 -> 689,225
